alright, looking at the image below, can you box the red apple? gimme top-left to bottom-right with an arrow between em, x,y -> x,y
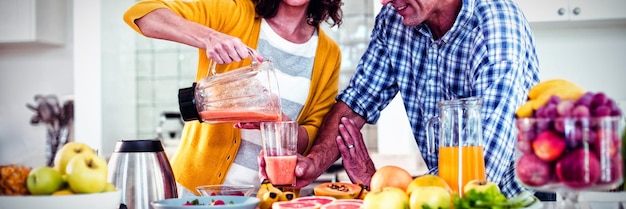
555,148 -> 601,189
593,129 -> 619,158
516,154 -> 552,187
532,130 -> 566,162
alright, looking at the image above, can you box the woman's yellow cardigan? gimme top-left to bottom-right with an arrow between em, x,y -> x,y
124,0 -> 341,194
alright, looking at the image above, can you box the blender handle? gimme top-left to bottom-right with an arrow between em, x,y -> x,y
206,47 -> 258,77
426,116 -> 438,153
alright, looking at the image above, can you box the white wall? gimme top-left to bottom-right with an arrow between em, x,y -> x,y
0,5 -> 74,167
0,0 -> 137,167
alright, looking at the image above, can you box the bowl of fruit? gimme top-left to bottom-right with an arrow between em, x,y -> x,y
151,196 -> 260,209
514,79 -> 624,209
196,184 -> 256,197
0,142 -> 121,209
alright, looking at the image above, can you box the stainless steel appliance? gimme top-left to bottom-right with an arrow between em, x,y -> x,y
108,139 -> 178,209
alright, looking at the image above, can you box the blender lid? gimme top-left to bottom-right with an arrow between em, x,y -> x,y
114,139 -> 165,152
178,82 -> 200,122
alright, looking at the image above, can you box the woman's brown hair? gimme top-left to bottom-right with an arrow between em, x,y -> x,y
253,0 -> 343,27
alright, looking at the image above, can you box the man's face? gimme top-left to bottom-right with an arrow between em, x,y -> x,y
380,0 -> 438,26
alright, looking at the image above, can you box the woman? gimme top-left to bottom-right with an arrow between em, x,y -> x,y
123,0 -> 343,196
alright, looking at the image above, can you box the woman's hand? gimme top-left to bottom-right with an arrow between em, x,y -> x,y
205,31 -> 262,64
336,117 -> 376,186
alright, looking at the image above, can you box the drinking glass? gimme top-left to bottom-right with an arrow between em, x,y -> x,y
261,121 -> 298,187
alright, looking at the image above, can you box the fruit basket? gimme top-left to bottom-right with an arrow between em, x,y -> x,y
515,91 -> 624,209
0,190 -> 122,209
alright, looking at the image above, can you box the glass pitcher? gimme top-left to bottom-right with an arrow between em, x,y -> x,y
178,56 -> 282,123
426,97 -> 486,196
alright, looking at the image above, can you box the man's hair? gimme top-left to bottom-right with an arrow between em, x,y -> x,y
253,0 -> 343,27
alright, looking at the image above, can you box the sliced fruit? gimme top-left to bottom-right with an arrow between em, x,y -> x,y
292,196 -> 337,205
274,201 -> 322,209
314,182 -> 363,199
321,202 -> 362,209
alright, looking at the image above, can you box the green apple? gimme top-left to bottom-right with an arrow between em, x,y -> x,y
409,186 -> 451,209
26,166 -> 65,195
65,153 -> 108,193
362,187 -> 409,209
463,179 -> 500,197
53,142 -> 96,175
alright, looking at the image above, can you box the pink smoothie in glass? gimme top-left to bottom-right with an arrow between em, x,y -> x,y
265,155 -> 297,186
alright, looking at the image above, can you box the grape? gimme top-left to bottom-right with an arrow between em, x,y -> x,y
575,92 -> 594,107
572,105 -> 591,117
590,92 -> 608,108
535,105 -> 546,118
547,95 -> 561,105
611,108 -> 622,117
593,105 -> 612,117
556,100 -> 575,117
554,117 -> 566,133
543,103 -> 558,118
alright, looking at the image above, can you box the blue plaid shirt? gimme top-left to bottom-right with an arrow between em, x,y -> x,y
338,0 -> 540,197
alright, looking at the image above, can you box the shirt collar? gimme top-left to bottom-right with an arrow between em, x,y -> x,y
416,0 -> 475,44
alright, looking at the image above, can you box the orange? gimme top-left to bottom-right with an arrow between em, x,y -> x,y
406,174 -> 452,196
369,165 -> 413,192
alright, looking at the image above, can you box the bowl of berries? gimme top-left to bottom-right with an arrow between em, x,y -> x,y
195,185 -> 256,197
514,80 -> 624,209
151,196 -> 260,209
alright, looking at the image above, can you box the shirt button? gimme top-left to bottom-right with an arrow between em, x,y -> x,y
218,173 -> 222,178
233,138 -> 237,144
227,155 -> 231,160
428,79 -> 434,84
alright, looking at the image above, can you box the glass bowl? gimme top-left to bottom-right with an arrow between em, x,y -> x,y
515,116 -> 623,209
152,196 -> 260,209
196,185 -> 256,197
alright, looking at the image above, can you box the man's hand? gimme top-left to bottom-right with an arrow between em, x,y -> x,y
336,117 -> 376,186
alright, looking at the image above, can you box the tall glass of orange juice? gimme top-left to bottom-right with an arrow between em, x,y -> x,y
261,121 -> 298,187
427,97 -> 486,196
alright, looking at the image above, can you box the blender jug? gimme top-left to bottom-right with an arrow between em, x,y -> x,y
426,97 -> 486,196
178,57 -> 281,123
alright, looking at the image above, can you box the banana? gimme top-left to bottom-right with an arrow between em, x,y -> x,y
257,179 -> 283,199
530,86 -> 585,109
527,78 -> 583,100
515,100 -> 535,118
259,191 -> 280,209
256,180 -> 270,199
278,191 -> 296,201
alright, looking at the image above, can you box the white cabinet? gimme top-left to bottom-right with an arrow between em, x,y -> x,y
0,0 -> 67,45
515,0 -> 626,23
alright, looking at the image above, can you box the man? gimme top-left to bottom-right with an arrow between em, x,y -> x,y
259,0 -> 540,198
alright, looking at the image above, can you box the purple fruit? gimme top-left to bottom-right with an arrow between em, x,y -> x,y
517,132 -> 534,154
555,149 -> 601,189
556,100 -> 575,117
590,92 -> 608,109
572,105 -> 591,117
516,154 -> 552,187
592,105 -> 612,117
575,92 -> 594,107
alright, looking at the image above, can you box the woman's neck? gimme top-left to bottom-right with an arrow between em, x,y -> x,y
264,4 -> 316,44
